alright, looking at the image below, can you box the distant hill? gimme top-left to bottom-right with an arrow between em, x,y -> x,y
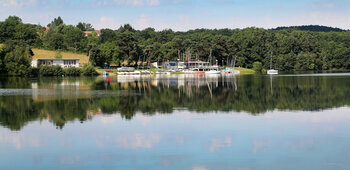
273,25 -> 347,32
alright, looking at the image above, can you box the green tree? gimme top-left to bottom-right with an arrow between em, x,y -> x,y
3,43 -> 33,76
76,22 -> 94,31
99,42 -> 122,66
252,61 -> 263,72
0,16 -> 23,42
116,29 -> 140,64
62,25 -> 86,52
47,16 -> 64,29
100,29 -> 116,43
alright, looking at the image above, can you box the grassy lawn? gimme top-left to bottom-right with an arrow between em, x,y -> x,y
32,49 -> 89,65
233,67 -> 256,74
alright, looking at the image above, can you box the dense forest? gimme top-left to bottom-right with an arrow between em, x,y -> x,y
1,15 -> 350,75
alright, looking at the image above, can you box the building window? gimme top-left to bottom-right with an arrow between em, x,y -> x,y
40,60 -> 53,65
64,60 -> 76,66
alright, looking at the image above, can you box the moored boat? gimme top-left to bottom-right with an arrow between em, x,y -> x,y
267,69 -> 278,75
205,70 -> 221,74
222,68 -> 240,75
267,52 -> 278,75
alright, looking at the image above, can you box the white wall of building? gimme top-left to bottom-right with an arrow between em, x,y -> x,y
31,59 -> 80,68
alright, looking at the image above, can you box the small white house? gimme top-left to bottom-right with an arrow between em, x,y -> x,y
31,59 -> 80,68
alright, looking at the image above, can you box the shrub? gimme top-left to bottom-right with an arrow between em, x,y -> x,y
29,67 -> 40,77
82,65 -> 98,76
252,61 -> 263,72
64,67 -> 81,76
39,65 -> 64,76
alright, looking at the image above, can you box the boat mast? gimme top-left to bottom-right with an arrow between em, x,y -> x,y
270,51 -> 273,70
233,55 -> 237,68
209,49 -> 212,66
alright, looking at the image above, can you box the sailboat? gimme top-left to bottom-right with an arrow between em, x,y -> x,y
223,55 -> 240,75
205,49 -> 221,74
267,52 -> 278,75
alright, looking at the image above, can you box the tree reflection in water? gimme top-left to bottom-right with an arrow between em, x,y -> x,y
0,74 -> 349,130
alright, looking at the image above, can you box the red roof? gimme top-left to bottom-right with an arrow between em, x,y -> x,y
84,30 -> 101,36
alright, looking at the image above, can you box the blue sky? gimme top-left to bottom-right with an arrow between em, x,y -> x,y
0,0 -> 350,31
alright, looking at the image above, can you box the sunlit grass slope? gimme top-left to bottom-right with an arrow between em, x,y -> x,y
32,49 -> 89,64
233,67 -> 256,74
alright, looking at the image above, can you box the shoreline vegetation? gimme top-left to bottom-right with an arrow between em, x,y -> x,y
1,16 -> 350,77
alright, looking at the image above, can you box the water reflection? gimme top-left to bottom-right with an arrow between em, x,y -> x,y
1,109 -> 350,169
0,74 -> 349,130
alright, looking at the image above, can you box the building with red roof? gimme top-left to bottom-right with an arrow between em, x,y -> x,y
84,30 -> 101,36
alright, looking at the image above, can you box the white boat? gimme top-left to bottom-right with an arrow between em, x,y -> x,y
205,70 -> 221,74
222,69 -> 240,75
183,70 -> 195,74
267,69 -> 278,75
117,67 -> 135,72
267,52 -> 278,75
141,70 -> 153,74
205,50 -> 221,74
156,71 -> 170,74
117,71 -> 141,75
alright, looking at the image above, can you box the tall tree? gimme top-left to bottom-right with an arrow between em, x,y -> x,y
0,16 -> 23,42
76,22 -> 94,31
47,16 -> 64,30
99,29 -> 116,43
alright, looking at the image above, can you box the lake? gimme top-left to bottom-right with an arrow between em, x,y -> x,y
0,73 -> 350,169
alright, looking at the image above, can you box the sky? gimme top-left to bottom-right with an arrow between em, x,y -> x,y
0,0 -> 350,31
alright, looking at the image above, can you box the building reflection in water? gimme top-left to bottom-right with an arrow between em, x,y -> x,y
104,74 -> 239,98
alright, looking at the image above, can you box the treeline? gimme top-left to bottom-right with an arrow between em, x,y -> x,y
273,25 -> 347,32
1,16 -> 350,73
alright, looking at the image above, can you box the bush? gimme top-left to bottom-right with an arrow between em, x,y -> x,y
64,67 -> 81,76
252,61 -> 263,72
82,65 -> 98,76
39,65 -> 64,76
29,67 -> 40,77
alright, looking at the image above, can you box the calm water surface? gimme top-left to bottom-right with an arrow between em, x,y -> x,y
0,74 -> 350,169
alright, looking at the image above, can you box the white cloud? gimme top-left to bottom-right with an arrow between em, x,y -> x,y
192,166 -> 209,170
0,0 -> 38,8
0,131 -> 44,150
252,140 -> 271,154
133,13 -> 150,29
95,16 -> 121,30
112,0 -> 159,6
309,1 -> 335,9
115,134 -> 161,149
147,0 -> 160,6
208,137 -> 232,152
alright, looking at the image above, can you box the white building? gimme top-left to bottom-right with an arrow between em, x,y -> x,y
31,59 -> 80,68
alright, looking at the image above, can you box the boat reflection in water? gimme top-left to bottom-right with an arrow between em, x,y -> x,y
0,74 -> 350,169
